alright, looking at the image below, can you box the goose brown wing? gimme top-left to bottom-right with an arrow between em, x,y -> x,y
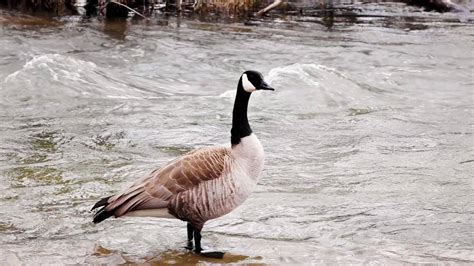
105,146 -> 232,217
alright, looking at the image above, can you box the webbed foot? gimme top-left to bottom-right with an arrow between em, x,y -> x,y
200,251 -> 225,259
195,249 -> 225,259
188,223 -> 225,259
184,241 -> 193,250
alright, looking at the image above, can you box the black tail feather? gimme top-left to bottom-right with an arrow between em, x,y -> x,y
91,196 -> 112,211
93,207 -> 115,223
91,196 -> 113,223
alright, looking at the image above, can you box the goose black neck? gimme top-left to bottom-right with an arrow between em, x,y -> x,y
231,79 -> 252,145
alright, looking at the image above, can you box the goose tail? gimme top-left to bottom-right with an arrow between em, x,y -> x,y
91,196 -> 114,224
91,185 -> 171,223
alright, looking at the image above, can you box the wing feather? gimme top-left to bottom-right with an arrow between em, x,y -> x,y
103,146 -> 232,218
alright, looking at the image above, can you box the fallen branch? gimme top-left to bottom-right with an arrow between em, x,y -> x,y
108,1 -> 149,19
255,0 -> 283,17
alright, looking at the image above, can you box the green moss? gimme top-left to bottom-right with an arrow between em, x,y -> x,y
93,135 -> 116,149
31,131 -> 58,152
92,132 -> 126,150
348,107 -> 377,116
0,222 -> 16,232
7,166 -> 63,186
19,153 -> 49,164
155,145 -> 193,156
1,195 -> 19,201
55,185 -> 73,195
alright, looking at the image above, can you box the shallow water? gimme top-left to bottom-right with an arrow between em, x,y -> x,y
0,5 -> 473,264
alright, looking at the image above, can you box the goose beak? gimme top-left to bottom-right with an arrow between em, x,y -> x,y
257,81 -> 275,91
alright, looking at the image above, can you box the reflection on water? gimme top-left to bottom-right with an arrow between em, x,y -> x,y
92,245 -> 253,264
0,3 -> 473,265
103,18 -> 129,40
0,12 -> 62,28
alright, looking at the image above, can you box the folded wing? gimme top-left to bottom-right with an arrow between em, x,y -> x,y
92,146 -> 232,222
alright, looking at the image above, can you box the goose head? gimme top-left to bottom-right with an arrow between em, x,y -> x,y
240,70 -> 274,93
231,70 -> 274,145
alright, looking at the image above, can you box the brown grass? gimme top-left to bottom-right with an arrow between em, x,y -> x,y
195,0 -> 263,15
1,0 -> 75,14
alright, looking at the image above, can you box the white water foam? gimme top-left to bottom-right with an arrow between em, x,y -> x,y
1,54 -> 163,101
265,63 -> 385,111
4,54 -> 93,88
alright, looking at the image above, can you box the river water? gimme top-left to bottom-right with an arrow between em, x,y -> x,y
0,5 -> 473,264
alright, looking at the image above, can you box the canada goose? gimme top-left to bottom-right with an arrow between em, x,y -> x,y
91,70 -> 274,258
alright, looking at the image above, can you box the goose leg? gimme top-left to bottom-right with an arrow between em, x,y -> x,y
192,227 -> 225,259
185,223 -> 194,250
193,227 -> 202,253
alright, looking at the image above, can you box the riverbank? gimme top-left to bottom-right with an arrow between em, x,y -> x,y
0,1 -> 472,32
0,0 -> 471,20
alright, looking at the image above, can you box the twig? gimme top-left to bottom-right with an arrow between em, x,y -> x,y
108,1 -> 149,20
255,0 -> 284,17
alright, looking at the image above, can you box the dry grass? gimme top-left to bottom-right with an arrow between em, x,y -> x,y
1,0 -> 268,17
194,0 -> 263,15
1,0 -> 75,14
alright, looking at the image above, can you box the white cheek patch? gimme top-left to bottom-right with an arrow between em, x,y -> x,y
242,74 -> 256,93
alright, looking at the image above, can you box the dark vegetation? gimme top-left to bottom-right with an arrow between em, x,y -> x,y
1,0 -> 77,14
0,0 -> 468,19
